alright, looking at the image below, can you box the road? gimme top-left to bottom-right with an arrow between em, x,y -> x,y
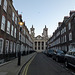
21,53 -> 73,75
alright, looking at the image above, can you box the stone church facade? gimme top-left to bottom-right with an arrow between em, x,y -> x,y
30,25 -> 49,52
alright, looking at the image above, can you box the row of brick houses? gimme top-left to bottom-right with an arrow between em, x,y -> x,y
47,11 -> 75,52
0,0 -> 33,62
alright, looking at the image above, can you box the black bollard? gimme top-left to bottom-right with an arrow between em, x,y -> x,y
18,51 -> 21,66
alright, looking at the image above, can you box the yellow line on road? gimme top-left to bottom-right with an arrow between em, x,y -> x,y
22,54 -> 36,75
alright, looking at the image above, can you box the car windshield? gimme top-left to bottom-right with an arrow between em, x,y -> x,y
48,50 -> 54,52
57,50 -> 64,54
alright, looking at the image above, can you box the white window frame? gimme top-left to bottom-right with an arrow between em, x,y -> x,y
68,45 -> 71,51
68,22 -> 71,30
14,28 -> 16,38
1,15 -> 6,31
7,21 -> 10,34
24,29 -> 25,35
65,35 -> 66,42
15,16 -> 17,24
11,25 -> 13,36
10,41 -> 13,53
5,40 -> 9,54
0,38 -> 4,54
13,43 -> 16,53
69,32 -> 72,41
19,32 -> 20,40
0,0 -> 1,5
3,0 -> 7,12
12,12 -> 14,21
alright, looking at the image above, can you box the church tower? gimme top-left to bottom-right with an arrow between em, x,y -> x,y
30,25 -> 35,37
42,25 -> 48,38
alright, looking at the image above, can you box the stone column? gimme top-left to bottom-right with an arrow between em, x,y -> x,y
37,41 -> 38,50
40,41 -> 42,50
44,41 -> 45,50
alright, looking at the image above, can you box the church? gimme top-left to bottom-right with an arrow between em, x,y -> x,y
30,25 -> 49,52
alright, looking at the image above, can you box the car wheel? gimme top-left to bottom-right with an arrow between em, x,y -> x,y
65,60 -> 68,67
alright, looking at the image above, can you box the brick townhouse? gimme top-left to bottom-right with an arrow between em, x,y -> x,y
0,0 -> 33,63
47,11 -> 75,52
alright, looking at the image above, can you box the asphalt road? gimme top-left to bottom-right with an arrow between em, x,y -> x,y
22,53 -> 73,75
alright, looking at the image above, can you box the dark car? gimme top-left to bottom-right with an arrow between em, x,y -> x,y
47,49 -> 54,57
43,50 -> 47,55
52,49 -> 65,62
65,50 -> 75,67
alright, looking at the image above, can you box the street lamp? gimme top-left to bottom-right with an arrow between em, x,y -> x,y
18,21 -> 24,66
18,22 -> 24,26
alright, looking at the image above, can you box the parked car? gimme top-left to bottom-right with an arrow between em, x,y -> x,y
47,49 -> 54,57
65,50 -> 75,67
43,50 -> 47,55
52,49 -> 65,62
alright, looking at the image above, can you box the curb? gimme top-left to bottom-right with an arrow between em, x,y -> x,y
0,61 -> 11,67
18,53 -> 36,75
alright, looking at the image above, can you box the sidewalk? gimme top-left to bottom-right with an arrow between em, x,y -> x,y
0,52 -> 36,75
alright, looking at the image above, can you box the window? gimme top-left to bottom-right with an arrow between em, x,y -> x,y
7,21 -> 10,34
15,16 -> 17,24
73,52 -> 75,56
65,35 -> 66,42
65,46 -> 67,51
12,12 -> 14,21
64,27 -> 66,32
1,15 -> 6,31
5,40 -> 9,54
0,38 -> 4,54
24,29 -> 25,35
13,43 -> 16,53
14,28 -> 16,38
11,25 -> 13,36
62,36 -> 64,43
35,42 -> 37,46
0,0 -> 1,5
10,41 -> 13,53
69,32 -> 72,41
68,22 -> 71,30
3,0 -> 7,12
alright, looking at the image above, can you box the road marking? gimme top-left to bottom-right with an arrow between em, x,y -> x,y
22,55 -> 36,75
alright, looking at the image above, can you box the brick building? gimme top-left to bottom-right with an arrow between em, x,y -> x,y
0,0 -> 33,63
47,11 -> 75,52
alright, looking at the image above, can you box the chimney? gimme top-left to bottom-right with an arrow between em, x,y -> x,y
19,14 -> 22,22
16,10 -> 18,14
63,16 -> 69,22
19,14 -> 22,19
70,11 -> 75,16
58,22 -> 62,27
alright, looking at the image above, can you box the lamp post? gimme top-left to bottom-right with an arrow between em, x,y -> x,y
18,22 -> 24,66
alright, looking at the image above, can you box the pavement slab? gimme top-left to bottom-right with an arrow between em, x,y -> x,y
0,52 -> 36,75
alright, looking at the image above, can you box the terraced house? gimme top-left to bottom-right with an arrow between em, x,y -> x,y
47,11 -> 75,52
0,0 -> 33,63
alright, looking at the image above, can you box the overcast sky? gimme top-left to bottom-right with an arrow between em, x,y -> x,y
13,0 -> 75,37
